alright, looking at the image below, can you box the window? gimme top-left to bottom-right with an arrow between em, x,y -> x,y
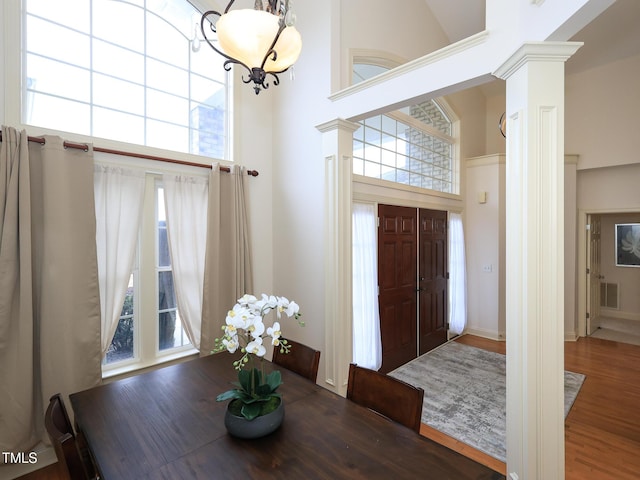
103,175 -> 194,373
22,0 -> 231,159
352,62 -> 458,194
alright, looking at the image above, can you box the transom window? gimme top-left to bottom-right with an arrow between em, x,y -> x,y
352,63 -> 458,194
24,0 -> 231,160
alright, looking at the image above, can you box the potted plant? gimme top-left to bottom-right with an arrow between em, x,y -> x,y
213,294 -> 304,438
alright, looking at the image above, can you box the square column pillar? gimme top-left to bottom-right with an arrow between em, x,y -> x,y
316,118 -> 360,396
494,41 -> 582,480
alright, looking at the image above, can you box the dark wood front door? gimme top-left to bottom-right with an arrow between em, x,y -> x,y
377,205 -> 449,373
418,209 -> 448,354
378,205 -> 417,373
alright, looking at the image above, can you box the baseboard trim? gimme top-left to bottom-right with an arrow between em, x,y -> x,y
463,327 -> 505,342
600,310 -> 640,322
565,331 -> 579,341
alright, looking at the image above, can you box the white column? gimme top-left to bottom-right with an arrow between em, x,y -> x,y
494,42 -> 582,480
316,118 -> 360,396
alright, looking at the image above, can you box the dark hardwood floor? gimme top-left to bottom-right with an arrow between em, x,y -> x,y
16,334 -> 640,480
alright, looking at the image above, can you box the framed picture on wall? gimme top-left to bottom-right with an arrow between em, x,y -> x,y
615,223 -> 640,267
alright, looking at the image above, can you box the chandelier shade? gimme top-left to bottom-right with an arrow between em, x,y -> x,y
201,1 -> 302,94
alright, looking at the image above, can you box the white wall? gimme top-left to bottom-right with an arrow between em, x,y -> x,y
566,55 -> 640,170
464,155 -> 506,340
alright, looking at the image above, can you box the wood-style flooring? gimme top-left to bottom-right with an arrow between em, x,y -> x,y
16,334 -> 640,480
420,334 -> 640,480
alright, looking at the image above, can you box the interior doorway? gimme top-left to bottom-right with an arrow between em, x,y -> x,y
377,204 -> 448,373
579,210 -> 640,345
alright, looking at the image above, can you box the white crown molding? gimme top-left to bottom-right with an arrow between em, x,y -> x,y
493,41 -> 583,80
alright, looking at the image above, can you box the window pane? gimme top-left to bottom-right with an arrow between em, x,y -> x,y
26,15 -> 90,67
147,119 -> 190,152
93,40 -> 145,83
94,74 -> 144,114
159,310 -> 177,350
93,0 -> 145,52
26,93 -> 90,135
147,90 -> 189,125
25,0 -> 230,160
146,11 -> 189,69
93,107 -> 145,145
158,271 -> 176,309
26,54 -> 90,102
104,273 -> 135,364
158,223 -> 171,268
26,0 -> 90,32
147,58 -> 189,98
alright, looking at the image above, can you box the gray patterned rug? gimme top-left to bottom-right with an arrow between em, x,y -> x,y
389,341 -> 585,463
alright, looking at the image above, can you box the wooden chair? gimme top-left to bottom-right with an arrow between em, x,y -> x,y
346,363 -> 424,433
45,393 -> 97,480
272,338 -> 321,382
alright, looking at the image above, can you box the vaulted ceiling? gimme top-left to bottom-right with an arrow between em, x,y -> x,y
423,0 -> 640,76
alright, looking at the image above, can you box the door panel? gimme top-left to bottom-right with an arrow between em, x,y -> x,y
587,215 -> 602,334
378,205 -> 418,373
419,209 -> 449,354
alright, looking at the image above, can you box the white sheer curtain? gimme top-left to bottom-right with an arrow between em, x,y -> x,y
352,202 -> 382,370
448,212 -> 467,335
163,174 -> 209,350
94,164 -> 145,356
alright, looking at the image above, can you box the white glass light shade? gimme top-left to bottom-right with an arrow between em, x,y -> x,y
216,10 -> 301,72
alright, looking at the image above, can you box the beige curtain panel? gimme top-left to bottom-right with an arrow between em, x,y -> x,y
0,127 -> 101,455
200,164 -> 253,354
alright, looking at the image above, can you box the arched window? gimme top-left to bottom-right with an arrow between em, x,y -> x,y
352,62 -> 458,194
22,0 -> 230,160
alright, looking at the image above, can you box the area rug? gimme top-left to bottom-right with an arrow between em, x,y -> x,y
389,341 -> 585,463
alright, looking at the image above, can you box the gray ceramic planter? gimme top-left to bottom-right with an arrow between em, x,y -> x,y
224,399 -> 285,439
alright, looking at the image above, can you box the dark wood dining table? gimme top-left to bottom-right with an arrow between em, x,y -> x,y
70,353 -> 504,479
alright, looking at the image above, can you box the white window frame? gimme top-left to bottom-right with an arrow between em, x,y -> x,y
350,53 -> 461,196
1,0 -> 234,165
102,172 -> 198,378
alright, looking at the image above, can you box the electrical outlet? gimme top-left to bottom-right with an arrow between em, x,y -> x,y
482,264 -> 493,273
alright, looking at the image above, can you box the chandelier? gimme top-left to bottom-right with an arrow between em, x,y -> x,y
201,0 -> 302,95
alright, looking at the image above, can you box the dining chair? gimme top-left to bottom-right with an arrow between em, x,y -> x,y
346,363 -> 424,433
272,338 -> 321,382
45,393 -> 98,480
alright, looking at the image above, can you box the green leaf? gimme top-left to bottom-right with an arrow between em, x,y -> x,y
216,389 -> 241,402
241,401 -> 262,420
265,370 -> 282,392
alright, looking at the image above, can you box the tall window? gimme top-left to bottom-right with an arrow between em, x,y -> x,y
103,176 -> 193,372
352,63 -> 458,194
23,0 -> 231,159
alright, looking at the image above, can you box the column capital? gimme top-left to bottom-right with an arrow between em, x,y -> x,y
494,41 -> 583,80
315,118 -> 360,134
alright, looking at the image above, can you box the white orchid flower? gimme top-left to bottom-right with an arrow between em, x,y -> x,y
246,337 -> 266,357
222,336 -> 239,353
267,321 -> 282,346
237,294 -> 257,305
248,318 -> 265,339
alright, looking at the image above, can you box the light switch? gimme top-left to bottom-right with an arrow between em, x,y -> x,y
478,191 -> 487,204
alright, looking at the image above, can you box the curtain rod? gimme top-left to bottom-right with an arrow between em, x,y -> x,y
0,132 -> 259,177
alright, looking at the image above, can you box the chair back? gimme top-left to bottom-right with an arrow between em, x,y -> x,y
347,363 -> 424,433
272,338 -> 321,382
45,394 -> 90,480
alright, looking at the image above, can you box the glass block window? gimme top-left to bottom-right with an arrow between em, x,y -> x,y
352,64 -> 457,194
